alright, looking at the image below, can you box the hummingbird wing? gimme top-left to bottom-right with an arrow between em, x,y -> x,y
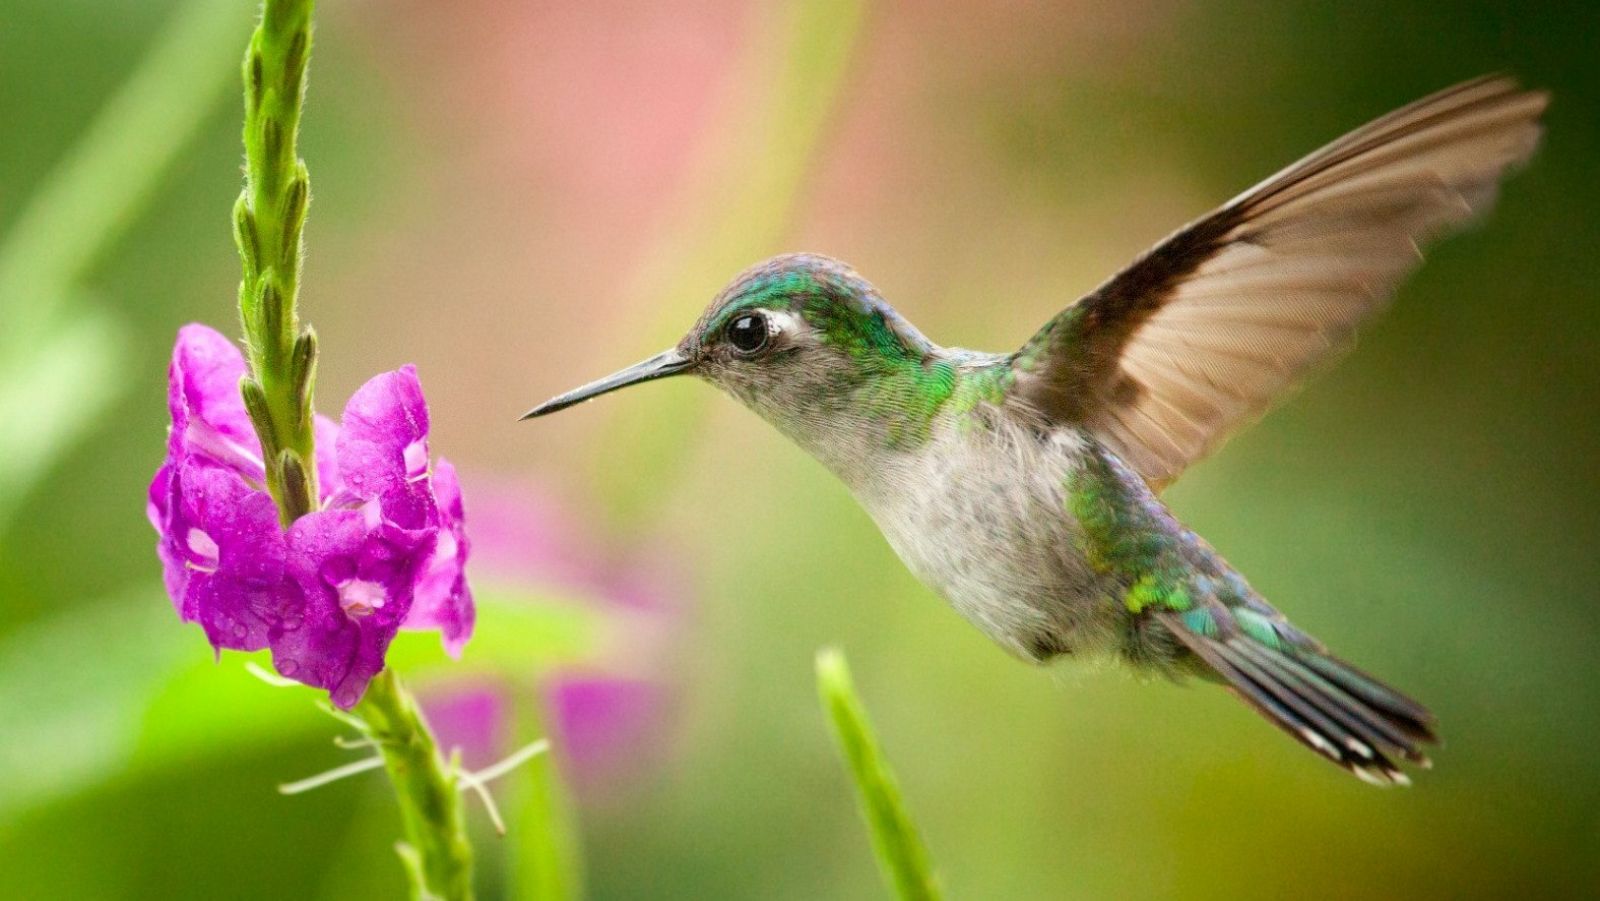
1008,75 -> 1547,489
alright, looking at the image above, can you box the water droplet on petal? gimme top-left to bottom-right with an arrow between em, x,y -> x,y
334,687 -> 360,708
277,659 -> 298,676
232,623 -> 247,638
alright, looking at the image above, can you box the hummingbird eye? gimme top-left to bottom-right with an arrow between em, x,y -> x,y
725,312 -> 770,355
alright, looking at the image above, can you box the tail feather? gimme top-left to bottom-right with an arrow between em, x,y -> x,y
1297,651 -> 1436,737
1229,639 -> 1430,763
1159,609 -> 1438,785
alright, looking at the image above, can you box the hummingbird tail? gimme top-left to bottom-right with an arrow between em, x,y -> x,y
1158,609 -> 1438,785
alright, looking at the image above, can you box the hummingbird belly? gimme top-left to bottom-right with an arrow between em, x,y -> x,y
860,418 -> 1122,662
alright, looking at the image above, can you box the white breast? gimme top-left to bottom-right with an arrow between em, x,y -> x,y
855,417 -> 1118,661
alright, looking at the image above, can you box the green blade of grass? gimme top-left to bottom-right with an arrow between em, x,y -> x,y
815,647 -> 942,901
0,0 -> 249,530
0,0 -> 247,348
508,695 -> 584,901
0,308 -> 121,524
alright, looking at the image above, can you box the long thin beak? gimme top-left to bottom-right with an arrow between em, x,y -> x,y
520,348 -> 694,420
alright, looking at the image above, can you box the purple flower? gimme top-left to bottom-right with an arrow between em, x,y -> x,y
148,325 -> 474,708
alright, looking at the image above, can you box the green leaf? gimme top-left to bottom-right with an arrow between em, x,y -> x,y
815,647 -> 943,901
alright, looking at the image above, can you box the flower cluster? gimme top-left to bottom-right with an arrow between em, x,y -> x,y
148,325 -> 473,707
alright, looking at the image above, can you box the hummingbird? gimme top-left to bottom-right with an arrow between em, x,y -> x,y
523,76 -> 1546,784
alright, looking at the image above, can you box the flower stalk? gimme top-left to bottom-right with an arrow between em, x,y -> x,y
355,670 -> 477,901
234,0 -> 318,522
222,3 -> 476,897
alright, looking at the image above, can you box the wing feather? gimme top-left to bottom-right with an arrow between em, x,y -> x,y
1009,76 -> 1547,488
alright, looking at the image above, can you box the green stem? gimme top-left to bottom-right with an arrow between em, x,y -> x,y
355,669 -> 476,901
235,0 -> 319,522
226,6 -> 473,898
816,648 -> 942,901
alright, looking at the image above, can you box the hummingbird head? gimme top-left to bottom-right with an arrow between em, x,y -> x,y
522,254 -> 939,459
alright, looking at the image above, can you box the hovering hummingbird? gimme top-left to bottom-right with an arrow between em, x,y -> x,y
524,76 -> 1546,784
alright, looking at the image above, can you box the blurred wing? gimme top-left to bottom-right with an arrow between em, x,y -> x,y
1009,76 -> 1547,488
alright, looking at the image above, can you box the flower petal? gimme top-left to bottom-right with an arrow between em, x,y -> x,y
172,460 -> 291,649
313,413 -> 343,504
405,458 -> 475,656
168,324 -> 263,480
280,508 -> 435,708
148,462 -> 187,611
336,366 -> 432,526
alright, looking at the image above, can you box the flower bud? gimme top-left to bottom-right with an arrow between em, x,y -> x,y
246,49 -> 265,113
278,449 -> 314,520
240,376 -> 277,455
283,29 -> 308,97
280,170 -> 309,262
260,118 -> 283,170
233,196 -> 260,278
259,277 -> 284,346
290,327 -> 318,429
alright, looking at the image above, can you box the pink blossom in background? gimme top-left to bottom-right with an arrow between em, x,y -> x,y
421,476 -> 686,797
543,675 -> 663,784
419,684 -> 506,772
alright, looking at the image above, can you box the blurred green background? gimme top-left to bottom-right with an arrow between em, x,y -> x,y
2,0 -> 1598,898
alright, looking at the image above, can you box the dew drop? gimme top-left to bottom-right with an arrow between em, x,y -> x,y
277,659 -> 298,676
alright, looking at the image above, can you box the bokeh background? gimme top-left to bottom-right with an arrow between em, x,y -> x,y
3,1 -> 1598,898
